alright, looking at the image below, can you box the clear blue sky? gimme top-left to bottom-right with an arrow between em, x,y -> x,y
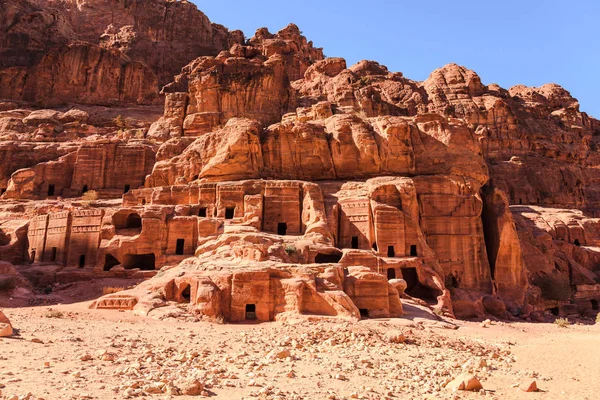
194,0 -> 599,118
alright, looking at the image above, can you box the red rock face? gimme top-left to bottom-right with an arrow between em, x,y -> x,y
0,3 -> 599,322
0,0 -> 237,105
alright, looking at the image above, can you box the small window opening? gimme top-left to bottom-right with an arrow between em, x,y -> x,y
410,245 -> 418,257
387,246 -> 395,257
277,222 -> 287,236
123,184 -> 131,194
225,207 -> 235,219
387,268 -> 396,280
176,238 -> 185,255
50,247 -> 57,262
245,304 -> 257,320
351,236 -> 359,249
198,207 -> 207,217
574,239 -> 581,246
47,184 -> 55,196
78,254 -> 86,268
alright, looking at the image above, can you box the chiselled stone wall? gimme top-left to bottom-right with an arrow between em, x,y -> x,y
66,210 -> 103,269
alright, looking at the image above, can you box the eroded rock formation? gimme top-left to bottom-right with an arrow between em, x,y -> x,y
0,3 -> 599,322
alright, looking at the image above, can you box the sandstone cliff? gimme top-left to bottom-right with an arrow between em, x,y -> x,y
0,2 -> 599,323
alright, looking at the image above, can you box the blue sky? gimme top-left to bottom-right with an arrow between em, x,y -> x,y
194,0 -> 599,117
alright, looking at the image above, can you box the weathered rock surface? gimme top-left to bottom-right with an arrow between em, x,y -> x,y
0,0 -> 239,105
0,309 -> 13,337
0,3 -> 599,322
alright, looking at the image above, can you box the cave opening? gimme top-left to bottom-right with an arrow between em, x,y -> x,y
359,309 -> 369,319
47,184 -> 55,196
123,184 -> 131,194
591,299 -> 599,311
125,213 -> 142,229
550,307 -> 559,316
181,285 -> 191,303
481,187 -> 500,279
574,239 -> 581,246
122,253 -> 155,270
245,304 -> 257,320
401,267 -> 440,302
82,185 -> 88,194
103,254 -> 121,271
315,252 -> 342,264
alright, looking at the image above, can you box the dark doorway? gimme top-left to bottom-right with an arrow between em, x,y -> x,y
574,239 -> 581,246
315,252 -> 342,264
225,207 -> 235,219
78,255 -> 86,268
50,247 -> 57,262
181,285 -> 191,303
277,222 -> 287,236
403,267 -> 418,291
387,268 -> 396,280
198,207 -> 207,217
123,184 -> 131,194
175,239 -> 185,255
351,236 -> 359,249
402,267 -> 440,301
245,304 -> 257,320
372,242 -> 378,251
125,213 -> 142,229
550,307 -> 559,316
359,309 -> 369,319
30,250 -> 36,263
519,198 -> 523,205
47,184 -> 55,196
103,254 -> 121,271
0,188 -> 6,195
387,246 -> 395,257
82,185 -> 88,194
122,253 -> 155,270
410,245 -> 418,257
591,299 -> 599,311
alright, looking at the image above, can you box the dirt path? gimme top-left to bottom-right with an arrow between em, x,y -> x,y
1,303 -> 598,400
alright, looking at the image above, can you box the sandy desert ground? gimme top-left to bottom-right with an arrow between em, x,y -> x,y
1,289 -> 598,400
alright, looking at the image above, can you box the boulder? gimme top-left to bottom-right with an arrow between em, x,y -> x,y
447,374 -> 483,392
